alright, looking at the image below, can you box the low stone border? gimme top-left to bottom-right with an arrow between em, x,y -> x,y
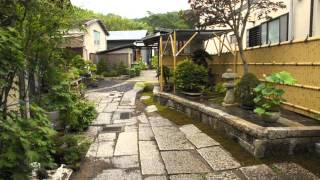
153,87 -> 320,158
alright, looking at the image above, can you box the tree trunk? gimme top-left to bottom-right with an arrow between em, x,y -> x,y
237,39 -> 249,74
19,70 -> 30,119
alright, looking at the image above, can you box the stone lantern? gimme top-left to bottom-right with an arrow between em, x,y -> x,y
222,68 -> 237,106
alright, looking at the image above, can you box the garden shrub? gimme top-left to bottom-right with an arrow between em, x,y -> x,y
137,59 -> 147,70
45,82 -> 97,132
175,61 -> 208,93
116,62 -> 129,75
102,70 -> 118,77
96,59 -> 109,75
53,134 -> 91,170
254,71 -> 296,116
191,49 -> 212,68
65,99 -> 97,132
214,83 -> 227,94
0,105 -> 56,179
235,73 -> 260,109
151,56 -> 158,69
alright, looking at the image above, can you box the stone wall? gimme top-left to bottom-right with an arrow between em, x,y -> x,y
153,88 -> 320,158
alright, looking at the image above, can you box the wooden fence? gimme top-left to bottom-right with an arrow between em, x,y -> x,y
162,37 -> 320,118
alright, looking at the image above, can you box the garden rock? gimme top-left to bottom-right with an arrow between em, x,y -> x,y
145,105 -> 158,113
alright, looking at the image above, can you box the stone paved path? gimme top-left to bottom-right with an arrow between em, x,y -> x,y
72,80 -> 319,180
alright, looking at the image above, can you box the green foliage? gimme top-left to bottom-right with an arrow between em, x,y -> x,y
214,83 -> 227,94
151,56 -> 158,69
0,28 -> 24,111
137,60 -> 148,70
116,62 -> 129,75
156,66 -> 172,85
53,134 -> 91,170
139,11 -> 193,31
97,59 -> 109,75
65,99 -> 97,132
0,105 -> 56,179
73,8 -> 151,31
175,61 -> 208,93
235,73 -> 260,108
254,71 -> 296,116
191,49 -> 212,68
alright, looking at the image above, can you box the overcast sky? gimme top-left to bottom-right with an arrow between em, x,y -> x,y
71,0 -> 190,19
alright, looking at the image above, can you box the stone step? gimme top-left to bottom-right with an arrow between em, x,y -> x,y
197,146 -> 241,171
271,163 -> 319,180
139,141 -> 166,175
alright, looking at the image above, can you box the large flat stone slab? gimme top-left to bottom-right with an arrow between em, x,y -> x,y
206,171 -> 241,180
137,114 -> 149,124
94,169 -> 142,180
149,116 -> 173,127
86,141 -> 115,158
160,151 -> 212,174
169,174 -> 204,180
113,118 -> 138,125
240,164 -> 280,180
179,124 -> 202,136
98,133 -> 116,142
114,132 -> 138,156
185,133 -> 219,149
272,163 -> 319,180
197,147 -> 240,171
93,113 -> 112,125
144,176 -> 167,180
152,126 -> 194,150
103,102 -> 119,113
111,155 -> 139,169
139,141 -> 166,175
139,124 -> 154,141
120,90 -> 138,106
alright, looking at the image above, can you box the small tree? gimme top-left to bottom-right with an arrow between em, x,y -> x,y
188,0 -> 285,73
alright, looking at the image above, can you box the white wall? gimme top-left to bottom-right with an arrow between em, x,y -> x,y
313,0 -> 320,36
291,0 -> 311,40
83,22 -> 108,60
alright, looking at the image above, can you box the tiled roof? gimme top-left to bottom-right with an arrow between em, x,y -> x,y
108,30 -> 148,41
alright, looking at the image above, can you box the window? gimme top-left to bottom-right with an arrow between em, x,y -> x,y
93,30 -> 100,46
261,23 -> 267,44
268,19 -> 280,44
247,13 -> 288,47
248,26 -> 261,47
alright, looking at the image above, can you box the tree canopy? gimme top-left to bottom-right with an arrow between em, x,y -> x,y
73,7 -> 194,32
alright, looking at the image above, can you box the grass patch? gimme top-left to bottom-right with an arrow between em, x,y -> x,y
141,91 -> 320,176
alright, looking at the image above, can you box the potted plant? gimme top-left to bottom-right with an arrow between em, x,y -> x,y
235,73 -> 260,110
175,60 -> 208,96
254,71 -> 296,123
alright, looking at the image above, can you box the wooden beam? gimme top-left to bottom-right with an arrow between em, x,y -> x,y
212,32 -> 235,56
169,34 -> 175,56
162,36 -> 170,58
176,32 -> 198,56
159,36 -> 164,91
212,38 -> 220,56
173,31 -> 177,94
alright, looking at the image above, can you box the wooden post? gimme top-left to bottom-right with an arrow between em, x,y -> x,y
160,36 -> 164,91
173,30 -> 177,94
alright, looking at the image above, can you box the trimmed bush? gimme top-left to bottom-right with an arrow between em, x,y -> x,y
96,59 -> 108,75
53,134 -> 91,170
235,73 -> 260,109
175,61 -> 208,93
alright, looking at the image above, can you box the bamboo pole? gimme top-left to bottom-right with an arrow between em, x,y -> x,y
159,36 -> 164,91
176,32 -> 198,56
212,33 -> 235,55
173,30 -> 177,94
